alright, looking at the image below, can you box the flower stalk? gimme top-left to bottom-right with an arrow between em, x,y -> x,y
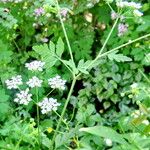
51,76 -> 77,149
36,87 -> 41,147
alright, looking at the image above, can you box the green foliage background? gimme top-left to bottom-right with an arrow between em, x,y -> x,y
0,0 -> 150,149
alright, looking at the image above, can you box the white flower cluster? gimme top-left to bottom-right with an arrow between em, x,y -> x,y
26,76 -> 43,88
48,75 -> 66,90
116,1 -> 142,9
5,75 -> 23,89
25,60 -> 45,72
14,88 -> 32,105
116,1 -> 143,17
133,9 -> 143,17
38,98 -> 61,114
1,0 -> 23,3
5,60 -> 66,109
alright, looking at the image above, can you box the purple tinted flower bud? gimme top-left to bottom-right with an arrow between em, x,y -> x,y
34,8 -> 45,17
111,11 -> 118,20
60,9 -> 68,17
118,23 -> 128,37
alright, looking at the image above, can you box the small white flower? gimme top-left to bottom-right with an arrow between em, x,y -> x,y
86,3 -> 93,8
48,75 -> 66,90
116,1 -> 125,8
104,138 -> 112,147
131,110 -> 142,118
117,1 -> 142,9
14,88 -> 32,105
129,2 -> 142,9
131,83 -> 138,89
25,60 -> 45,72
38,97 -> 61,114
2,0 -> 23,2
133,9 -> 143,17
5,75 -> 23,89
142,120 -> 149,125
26,76 -> 43,88
111,11 -> 118,20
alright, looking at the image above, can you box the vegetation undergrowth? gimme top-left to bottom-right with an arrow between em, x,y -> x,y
0,0 -> 150,150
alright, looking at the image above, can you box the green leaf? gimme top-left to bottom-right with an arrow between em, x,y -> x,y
136,16 -> 150,32
55,128 -> 79,148
33,43 -> 57,68
108,50 -> 132,62
0,40 -> 13,64
63,59 -> 78,74
0,88 -> 10,121
0,88 -> 9,102
79,126 -> 127,144
56,37 -> 64,57
77,59 -> 92,74
0,8 -> 17,29
49,41 -> 55,54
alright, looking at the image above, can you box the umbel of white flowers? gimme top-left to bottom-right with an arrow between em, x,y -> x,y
116,1 -> 142,9
38,97 -> 61,114
5,75 -> 23,89
48,75 -> 66,90
116,1 -> 143,17
5,60 -> 66,114
26,76 -> 43,88
14,88 -> 32,105
25,60 -> 45,72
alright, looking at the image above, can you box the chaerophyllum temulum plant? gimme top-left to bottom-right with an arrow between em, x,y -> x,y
4,0 -> 150,149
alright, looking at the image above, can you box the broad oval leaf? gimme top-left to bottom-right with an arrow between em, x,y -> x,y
79,126 -> 127,144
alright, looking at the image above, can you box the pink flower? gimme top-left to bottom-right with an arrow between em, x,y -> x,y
34,8 -> 45,17
111,11 -> 118,20
60,9 -> 68,17
118,23 -> 128,37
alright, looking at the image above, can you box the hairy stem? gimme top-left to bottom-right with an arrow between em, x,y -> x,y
55,54 -> 74,74
54,111 -> 69,130
139,69 -> 150,84
56,0 -> 75,66
86,17 -> 119,70
50,77 -> 77,149
99,33 -> 150,59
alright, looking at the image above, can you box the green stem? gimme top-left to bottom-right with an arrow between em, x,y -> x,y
36,87 -> 41,147
139,69 -> 150,84
13,39 -> 20,52
50,77 -> 77,149
56,0 -> 75,66
55,55 -> 74,74
54,110 -> 69,130
107,2 -> 115,12
46,89 -> 55,97
69,105 -> 76,123
86,17 -> 119,70
15,137 -> 22,150
99,33 -> 150,59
